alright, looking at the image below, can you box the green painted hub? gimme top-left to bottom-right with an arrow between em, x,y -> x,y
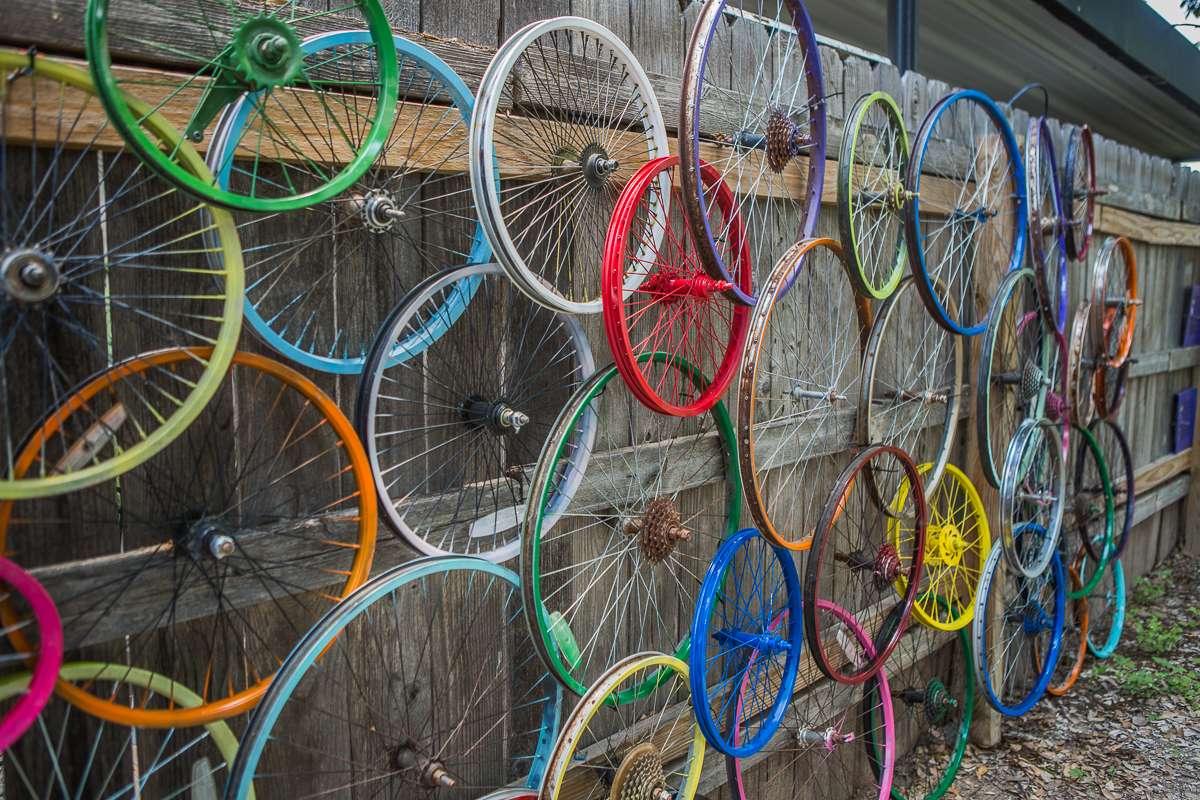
923,677 -> 952,722
231,14 -> 304,91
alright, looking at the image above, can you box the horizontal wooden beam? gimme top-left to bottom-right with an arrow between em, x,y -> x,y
1134,448 -> 1192,496
1128,346 -> 1200,379
1094,203 -> 1200,247
1131,473 -> 1190,527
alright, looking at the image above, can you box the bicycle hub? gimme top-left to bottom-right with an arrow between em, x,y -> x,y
641,270 -> 733,304
2,249 -> 60,303
1021,603 -> 1051,636
711,627 -> 792,656
345,190 -> 406,232
388,744 -> 456,789
637,497 -> 690,563
463,396 -> 530,435
610,742 -> 671,800
796,726 -> 853,749
872,542 -> 906,589
183,521 -> 237,561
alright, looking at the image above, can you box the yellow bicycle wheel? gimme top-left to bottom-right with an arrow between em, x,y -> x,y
889,463 -> 990,630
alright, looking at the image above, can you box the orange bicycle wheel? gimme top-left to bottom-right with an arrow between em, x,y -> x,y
1091,237 -> 1139,368
1044,562 -> 1088,695
0,348 -> 375,727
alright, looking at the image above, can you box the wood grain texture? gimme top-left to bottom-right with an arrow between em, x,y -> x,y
1094,204 -> 1200,247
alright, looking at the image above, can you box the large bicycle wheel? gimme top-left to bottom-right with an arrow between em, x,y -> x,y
211,32 -> 489,373
540,652 -> 703,800
1079,551 -> 1125,659
1044,563 -> 1088,696
680,0 -> 826,304
1090,418 -> 1134,559
689,528 -> 803,758
470,17 -> 669,314
355,263 -> 594,562
603,156 -> 751,416
226,557 -> 561,800
889,464 -> 989,632
805,445 -> 927,685
86,0 -> 397,212
1070,424 -> 1114,587
904,91 -> 1026,336
838,92 -> 910,301
1068,300 -> 1098,427
522,357 -> 739,697
859,276 -> 963,508
0,49 -> 243,500
0,559 -> 62,751
1025,117 -> 1067,332
998,417 -> 1065,578
0,663 -> 253,799
1091,237 -> 1139,368
1062,124 -> 1096,261
738,239 -> 871,550
0,349 -> 376,727
971,524 -> 1065,716
726,600 -> 896,800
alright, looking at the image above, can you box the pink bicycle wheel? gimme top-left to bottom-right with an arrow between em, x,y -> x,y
0,557 -> 63,750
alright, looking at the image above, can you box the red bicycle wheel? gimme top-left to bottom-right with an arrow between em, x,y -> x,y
603,156 -> 752,416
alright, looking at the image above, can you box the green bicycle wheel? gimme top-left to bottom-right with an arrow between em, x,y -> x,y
1067,423 -> 1113,598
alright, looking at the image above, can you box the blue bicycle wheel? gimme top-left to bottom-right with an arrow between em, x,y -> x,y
690,527 -> 802,758
1081,553 -> 1126,659
904,90 -> 1026,336
210,32 -> 489,373
971,523 -> 1064,716
225,556 -> 561,800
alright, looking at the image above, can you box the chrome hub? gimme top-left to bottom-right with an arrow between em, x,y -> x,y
2,248 -> 60,303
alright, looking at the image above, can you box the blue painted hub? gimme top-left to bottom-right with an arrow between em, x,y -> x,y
1021,603 -> 1052,636
712,626 -> 792,656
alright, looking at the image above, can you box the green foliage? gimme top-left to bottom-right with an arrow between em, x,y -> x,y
1132,568 -> 1173,605
1133,611 -> 1192,654
1094,654 -> 1200,707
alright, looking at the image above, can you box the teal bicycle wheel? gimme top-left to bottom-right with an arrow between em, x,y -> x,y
1080,552 -> 1125,659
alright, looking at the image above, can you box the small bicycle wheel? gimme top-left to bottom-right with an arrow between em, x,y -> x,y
0,49 -> 243,500
603,157 -> 751,416
0,559 -> 62,751
1062,124 -> 1096,261
904,91 -> 1026,336
837,92 -> 910,300
1091,237 -> 1139,368
0,349 -> 376,727
1090,418 -> 1134,559
889,464 -> 989,632
689,528 -> 803,757
1025,118 -> 1068,332
227,558 -> 560,800
470,17 -> 669,314
541,652 -> 703,800
727,599 -> 896,800
804,445 -> 927,685
738,239 -> 872,550
1094,361 -> 1129,420
1,663 -> 252,799
971,524 -> 1065,716
1068,300 -> 1098,427
998,418 -> 1066,578
522,357 -> 739,697
680,0 -> 827,303
976,269 -> 1050,489
863,601 -> 973,800
86,0 -> 398,211
859,276 -> 963,508
212,32 -> 489,373
1079,551 -> 1126,659
1043,563 -> 1088,696
355,263 -> 594,561
1070,424 -> 1114,581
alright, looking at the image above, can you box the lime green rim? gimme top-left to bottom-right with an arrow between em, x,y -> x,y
0,50 -> 243,500
1067,424 -> 1114,599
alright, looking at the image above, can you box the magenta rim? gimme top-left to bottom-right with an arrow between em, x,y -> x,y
0,557 -> 63,751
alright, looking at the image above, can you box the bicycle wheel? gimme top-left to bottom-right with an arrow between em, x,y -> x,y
541,652 -> 703,800
859,276 -> 963,508
1090,418 -> 1134,559
904,91 -> 1026,336
1091,237 -> 1139,368
1069,424 -> 1113,581
1062,124 -> 1096,261
738,239 -> 872,550
85,0 -> 397,211
1068,300 -> 1098,427
889,464 -> 989,631
689,528 -> 803,757
998,418 -> 1065,578
470,17 -> 669,314
726,600 -> 896,800
680,0 -> 826,304
976,269 -> 1049,489
1043,563 -> 1087,696
837,92 -> 910,300
0,559 -> 62,751
1025,118 -> 1068,332
0,49 -> 243,500
0,348 -> 376,727
805,445 -> 927,685
0,663 -> 253,799
603,156 -> 751,416
863,601 -> 973,800
226,557 -> 561,800
211,32 -> 489,373
1079,551 -> 1125,659
1094,361 -> 1129,420
355,263 -> 594,562
522,356 -> 739,697
971,524 -> 1065,716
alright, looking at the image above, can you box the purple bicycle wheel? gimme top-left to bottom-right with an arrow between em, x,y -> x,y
1026,117 -> 1068,332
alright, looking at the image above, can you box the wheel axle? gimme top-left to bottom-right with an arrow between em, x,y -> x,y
2,248 -> 60,303
389,744 -> 456,788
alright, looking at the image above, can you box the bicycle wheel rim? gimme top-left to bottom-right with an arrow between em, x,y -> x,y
1062,125 -> 1095,262
1094,361 -> 1129,420
1091,418 -> 1134,559
1026,118 -> 1067,332
837,91 -> 909,301
904,91 -> 1026,336
1081,552 -> 1125,659
1069,423 -> 1114,578
1092,236 -> 1138,368
85,0 -> 398,212
738,238 -> 872,550
0,558 -> 63,751
0,49 -> 244,500
1068,299 -> 1098,427
1043,564 -> 1088,696
680,0 -> 827,304
998,417 -> 1065,578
